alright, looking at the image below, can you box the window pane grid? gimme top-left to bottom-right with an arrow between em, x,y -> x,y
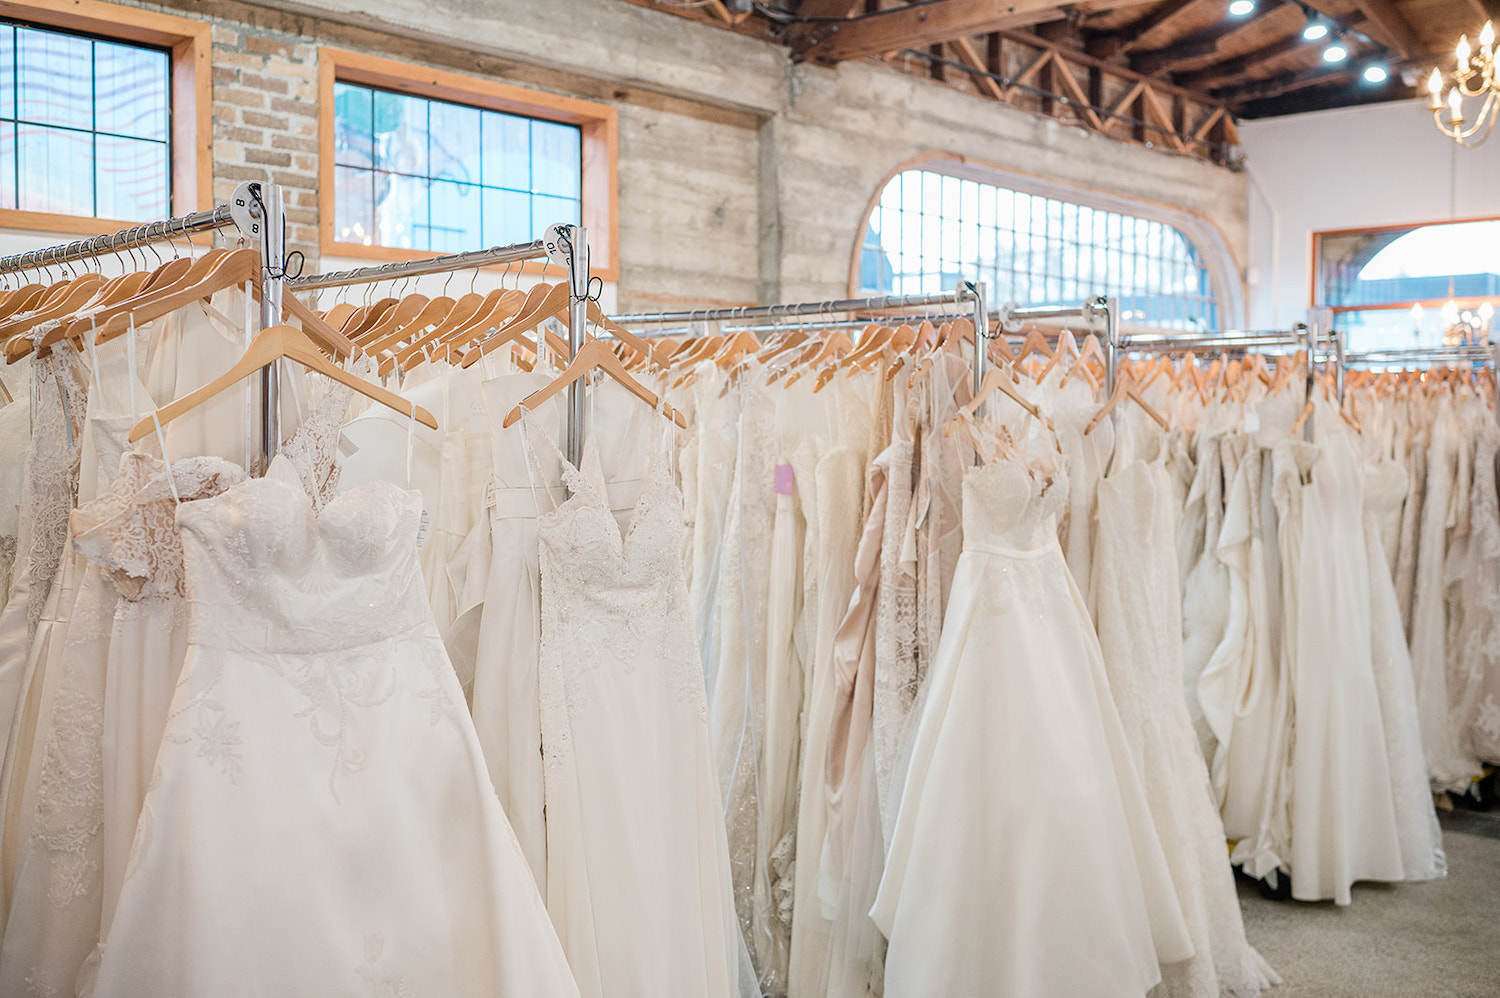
333,81 -> 582,253
0,20 -> 171,220
860,169 -> 1217,331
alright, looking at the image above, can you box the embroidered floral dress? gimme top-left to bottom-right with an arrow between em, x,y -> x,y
89,455 -> 579,998
532,431 -> 743,998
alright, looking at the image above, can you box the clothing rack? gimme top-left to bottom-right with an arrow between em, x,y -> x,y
289,225 -> 589,463
615,286 -> 992,397
994,297 -> 1116,393
0,183 -> 286,466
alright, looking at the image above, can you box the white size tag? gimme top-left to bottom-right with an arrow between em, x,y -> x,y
469,397 -> 488,435
484,482 -> 498,509
415,509 -> 431,549
338,432 -> 360,457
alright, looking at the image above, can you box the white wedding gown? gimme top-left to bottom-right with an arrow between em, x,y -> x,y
530,429 -> 745,998
90,456 -> 579,998
871,455 -> 1192,998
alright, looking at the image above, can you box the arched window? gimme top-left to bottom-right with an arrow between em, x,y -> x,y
858,167 -> 1225,331
1315,218 -> 1500,350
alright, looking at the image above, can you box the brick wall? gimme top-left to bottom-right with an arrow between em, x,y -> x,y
208,20 -> 322,265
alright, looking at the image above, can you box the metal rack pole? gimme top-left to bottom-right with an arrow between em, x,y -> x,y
1102,297 -> 1118,398
289,239 -> 550,291
258,183 -> 285,468
970,281 -> 988,400
563,225 -> 589,467
0,206 -> 239,275
613,290 -> 975,327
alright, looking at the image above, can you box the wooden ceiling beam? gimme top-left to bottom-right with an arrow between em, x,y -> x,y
1217,61 -> 1359,104
1172,30 -> 1308,90
1346,0 -> 1421,58
1130,16 -> 1258,75
783,0 -> 863,50
951,36 -> 1008,100
996,28 -> 1225,105
793,0 -> 1154,63
1087,0 -> 1204,60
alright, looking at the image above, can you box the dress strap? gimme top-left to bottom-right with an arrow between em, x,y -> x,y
150,412 -> 181,505
518,410 -> 563,516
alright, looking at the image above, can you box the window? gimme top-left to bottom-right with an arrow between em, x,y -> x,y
0,1 -> 209,235
1314,218 -> 1500,351
0,22 -> 170,221
859,167 -> 1221,332
331,82 -> 581,253
319,49 -> 618,279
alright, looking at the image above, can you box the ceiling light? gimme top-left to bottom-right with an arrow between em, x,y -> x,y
1363,64 -> 1389,83
1323,42 -> 1349,62
1303,20 -> 1329,41
1228,0 -> 1255,16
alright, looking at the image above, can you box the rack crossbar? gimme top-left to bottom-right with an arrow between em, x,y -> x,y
290,239 -> 549,291
0,206 -> 238,275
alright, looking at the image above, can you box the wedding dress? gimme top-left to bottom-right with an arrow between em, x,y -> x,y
530,427 -> 742,998
1092,412 -> 1274,998
89,456 -> 579,997
1272,405 -> 1405,904
1408,397 -> 1481,791
871,453 -> 1192,997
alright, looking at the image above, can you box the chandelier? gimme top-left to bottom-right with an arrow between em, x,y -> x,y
1428,20 -> 1499,146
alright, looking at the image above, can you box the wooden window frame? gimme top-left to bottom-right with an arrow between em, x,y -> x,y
0,0 -> 211,235
319,47 -> 619,282
1310,213 -> 1500,314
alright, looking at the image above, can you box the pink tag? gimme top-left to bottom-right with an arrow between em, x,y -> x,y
774,464 -> 795,495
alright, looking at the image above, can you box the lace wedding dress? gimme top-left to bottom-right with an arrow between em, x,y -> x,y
530,429 -> 744,998
1092,414 -> 1276,998
871,455 -> 1192,998
89,456 -> 579,997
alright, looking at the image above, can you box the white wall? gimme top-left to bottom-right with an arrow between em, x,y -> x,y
1240,99 -> 1500,329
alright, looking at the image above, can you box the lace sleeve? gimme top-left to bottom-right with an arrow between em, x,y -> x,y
72,452 -> 247,601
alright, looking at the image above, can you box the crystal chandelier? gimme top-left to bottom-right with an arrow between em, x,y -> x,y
1428,20 -> 1499,147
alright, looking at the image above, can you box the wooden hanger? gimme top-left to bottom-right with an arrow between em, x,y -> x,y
78,249 -> 263,353
384,291 -> 487,374
1037,329 -> 1079,383
501,337 -> 688,429
782,329 -> 852,387
365,296 -> 456,363
342,297 -> 398,336
959,364 -> 1053,428
128,322 -> 436,445
438,288 -> 530,360
458,286 -> 578,370
0,272 -> 108,356
1085,370 -> 1170,435
1062,333 -> 1103,391
321,301 -> 359,331
1013,327 -> 1055,366
0,281 -> 50,323
354,294 -> 431,350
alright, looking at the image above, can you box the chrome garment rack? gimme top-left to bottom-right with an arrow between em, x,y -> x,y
289,224 -> 588,463
615,286 -> 990,396
994,297 -> 1117,393
0,183 -> 286,467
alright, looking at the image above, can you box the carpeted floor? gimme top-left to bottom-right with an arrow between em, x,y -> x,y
1238,807 -> 1500,997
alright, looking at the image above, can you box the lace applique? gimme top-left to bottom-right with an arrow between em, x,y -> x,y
72,453 -> 247,602
23,346 -> 88,635
278,369 -> 359,512
24,969 -> 59,998
356,934 -> 415,998
167,475 -> 439,796
32,683 -> 104,909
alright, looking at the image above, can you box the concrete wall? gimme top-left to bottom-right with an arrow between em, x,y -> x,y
1240,99 -> 1500,329
2,0 -> 1249,316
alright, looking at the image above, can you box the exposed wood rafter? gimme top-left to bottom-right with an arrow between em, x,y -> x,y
1088,0 -> 1202,60
1346,0 -> 1421,58
794,0 -> 1150,63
